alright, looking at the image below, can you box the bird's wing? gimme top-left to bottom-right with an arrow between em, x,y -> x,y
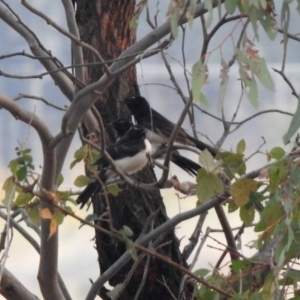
95,140 -> 147,168
150,109 -> 194,145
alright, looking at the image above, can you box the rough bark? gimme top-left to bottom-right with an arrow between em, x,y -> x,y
75,1 -> 191,299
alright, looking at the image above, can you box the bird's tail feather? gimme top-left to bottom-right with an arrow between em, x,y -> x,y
187,134 -> 217,157
76,181 -> 99,209
171,153 -> 201,176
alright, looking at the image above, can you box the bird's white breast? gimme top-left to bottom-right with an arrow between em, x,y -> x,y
106,138 -> 152,178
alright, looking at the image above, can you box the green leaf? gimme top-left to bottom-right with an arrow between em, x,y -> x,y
8,159 -> 19,175
22,154 -> 32,163
297,0 -> 300,15
250,57 -> 275,92
204,0 -> 213,28
230,179 -> 259,207
279,269 -> 300,285
54,210 -> 64,225
14,192 -> 34,206
194,268 -> 210,278
231,259 -> 251,273
70,158 -> 81,169
249,5 -> 259,39
259,0 -> 267,9
57,174 -> 64,187
198,149 -> 222,174
85,214 -> 99,222
238,62 -> 258,107
186,0 -> 197,28
219,152 -> 246,178
228,200 -> 238,213
237,0 -> 250,14
107,184 -> 119,196
126,239 -> 138,261
283,94 -> 300,144
74,146 -> 85,160
240,205 -> 255,226
170,7 -> 180,38
16,157 -> 25,165
268,147 -> 285,160
2,176 -> 16,205
245,72 -> 258,107
281,2 -> 290,50
120,225 -> 134,237
74,175 -> 92,187
192,61 -> 208,105
196,169 -> 224,203
254,201 -> 283,232
225,0 -> 238,14
129,14 -> 138,29
27,205 -> 41,227
218,58 -> 229,108
64,197 -> 77,206
16,166 -> 27,182
236,139 -> 246,154
56,190 -> 71,201
21,148 -> 31,155
260,14 -> 277,40
247,191 -> 264,211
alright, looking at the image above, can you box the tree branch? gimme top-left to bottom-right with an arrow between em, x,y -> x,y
0,266 -> 39,300
0,1 -> 73,100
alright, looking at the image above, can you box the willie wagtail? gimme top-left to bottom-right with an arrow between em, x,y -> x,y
76,125 -> 151,208
122,95 -> 217,156
110,118 -> 201,176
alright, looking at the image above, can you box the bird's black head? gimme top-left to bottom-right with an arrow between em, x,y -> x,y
122,95 -> 150,117
110,118 -> 132,138
123,125 -> 147,140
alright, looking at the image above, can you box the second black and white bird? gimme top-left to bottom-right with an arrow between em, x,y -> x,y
122,95 -> 217,156
110,118 -> 201,176
76,126 -> 151,208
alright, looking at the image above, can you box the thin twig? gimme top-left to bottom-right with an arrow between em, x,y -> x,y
21,0 -> 111,76
13,94 -> 67,111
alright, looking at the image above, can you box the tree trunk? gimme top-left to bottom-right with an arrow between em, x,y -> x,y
75,1 -> 191,299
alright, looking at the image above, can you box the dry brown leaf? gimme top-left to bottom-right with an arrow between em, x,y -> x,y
49,218 -> 58,239
46,191 -> 60,203
39,207 -> 53,219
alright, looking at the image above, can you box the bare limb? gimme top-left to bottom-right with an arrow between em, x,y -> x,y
21,0 -> 111,76
13,94 -> 67,111
0,209 -> 72,300
0,266 -> 39,300
61,0 -> 84,83
182,212 -> 208,261
179,226 -> 211,298
215,225 -> 246,269
277,28 -> 300,42
0,1 -> 73,100
0,93 -> 52,145
214,205 -> 239,262
133,254 -> 150,300
273,68 -> 298,98
0,95 -> 62,299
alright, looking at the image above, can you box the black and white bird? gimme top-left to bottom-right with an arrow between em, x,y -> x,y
76,125 -> 151,208
122,95 -> 217,157
110,118 -> 201,176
